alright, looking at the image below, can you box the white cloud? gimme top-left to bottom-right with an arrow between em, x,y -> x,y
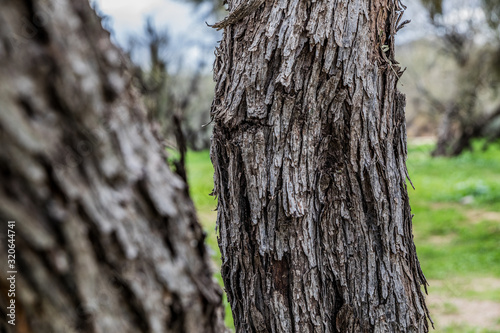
92,0 -> 220,70
97,0 -> 163,16
94,0 -> 197,40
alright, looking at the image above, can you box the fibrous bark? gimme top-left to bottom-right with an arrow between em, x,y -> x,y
211,0 -> 431,332
0,1 -> 225,332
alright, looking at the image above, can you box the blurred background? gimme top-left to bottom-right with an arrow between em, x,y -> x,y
91,0 -> 500,331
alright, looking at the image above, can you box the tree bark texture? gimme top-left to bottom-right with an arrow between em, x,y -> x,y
0,1 -> 225,332
211,0 -> 431,332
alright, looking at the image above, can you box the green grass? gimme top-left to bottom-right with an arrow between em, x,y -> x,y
440,326 -> 500,333
407,141 -> 500,209
184,141 -> 500,331
407,142 -> 500,284
185,150 -> 234,329
185,150 -> 217,211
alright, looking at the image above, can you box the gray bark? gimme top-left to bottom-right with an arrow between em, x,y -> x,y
211,0 -> 431,332
0,1 -> 225,332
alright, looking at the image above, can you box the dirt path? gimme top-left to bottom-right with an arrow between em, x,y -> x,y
427,278 -> 500,331
430,203 -> 500,225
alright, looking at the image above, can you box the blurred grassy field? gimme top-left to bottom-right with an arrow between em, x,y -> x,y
185,141 -> 500,332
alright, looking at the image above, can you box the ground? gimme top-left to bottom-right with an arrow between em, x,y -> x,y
184,140 -> 500,332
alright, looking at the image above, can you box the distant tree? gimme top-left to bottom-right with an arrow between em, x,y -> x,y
0,1 -> 226,332
211,0 -> 431,332
419,0 -> 500,156
127,17 -> 169,128
126,18 -> 215,154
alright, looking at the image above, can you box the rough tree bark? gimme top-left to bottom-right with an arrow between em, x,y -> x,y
211,0 -> 431,332
0,1 -> 225,332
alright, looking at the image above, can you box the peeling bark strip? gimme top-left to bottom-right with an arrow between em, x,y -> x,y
0,1 -> 226,332
211,0 -> 431,332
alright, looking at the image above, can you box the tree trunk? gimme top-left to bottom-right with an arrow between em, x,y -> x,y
431,104 -> 459,156
0,1 -> 225,332
211,0 -> 431,332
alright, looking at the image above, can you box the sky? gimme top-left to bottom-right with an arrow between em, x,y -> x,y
92,0 -> 437,69
93,0 -> 206,41
92,0 -> 220,69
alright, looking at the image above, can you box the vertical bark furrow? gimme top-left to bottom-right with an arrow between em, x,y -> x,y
212,0 -> 429,332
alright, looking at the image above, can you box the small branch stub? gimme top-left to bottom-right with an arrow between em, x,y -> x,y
209,0 -> 265,30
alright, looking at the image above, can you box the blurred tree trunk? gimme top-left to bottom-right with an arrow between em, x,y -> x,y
211,0 -> 430,332
421,1 -> 500,156
0,1 -> 226,332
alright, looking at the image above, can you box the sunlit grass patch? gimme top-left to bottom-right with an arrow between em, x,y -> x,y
407,142 -> 500,282
407,141 -> 500,209
185,150 -> 234,329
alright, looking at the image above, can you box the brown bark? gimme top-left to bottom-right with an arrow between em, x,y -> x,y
211,0 -> 431,332
0,1 -> 225,332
